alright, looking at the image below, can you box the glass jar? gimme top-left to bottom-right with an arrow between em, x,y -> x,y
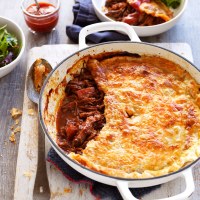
21,0 -> 60,33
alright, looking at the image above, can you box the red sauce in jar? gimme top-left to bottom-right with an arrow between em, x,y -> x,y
24,2 -> 59,32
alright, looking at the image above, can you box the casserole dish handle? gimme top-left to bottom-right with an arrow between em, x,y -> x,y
116,168 -> 194,200
79,22 -> 141,50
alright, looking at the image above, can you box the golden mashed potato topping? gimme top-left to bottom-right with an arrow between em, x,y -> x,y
62,54 -> 200,178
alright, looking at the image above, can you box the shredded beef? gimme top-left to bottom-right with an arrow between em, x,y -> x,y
56,67 -> 105,154
105,0 -> 166,26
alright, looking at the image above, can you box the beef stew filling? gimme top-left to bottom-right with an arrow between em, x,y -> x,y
56,67 -> 106,154
104,0 -> 169,26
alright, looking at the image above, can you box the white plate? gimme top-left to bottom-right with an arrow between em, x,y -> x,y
92,0 -> 188,37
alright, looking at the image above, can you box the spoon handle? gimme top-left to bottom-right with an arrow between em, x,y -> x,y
34,0 -> 40,10
33,123 -> 50,199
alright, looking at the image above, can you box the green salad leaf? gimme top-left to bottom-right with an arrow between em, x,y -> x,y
160,0 -> 181,9
0,25 -> 20,68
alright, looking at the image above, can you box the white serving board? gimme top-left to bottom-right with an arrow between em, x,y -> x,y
14,43 -> 200,200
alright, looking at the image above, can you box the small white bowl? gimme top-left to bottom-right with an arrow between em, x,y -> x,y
92,0 -> 188,37
0,16 -> 25,78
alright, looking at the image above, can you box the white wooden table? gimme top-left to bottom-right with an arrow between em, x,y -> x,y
1,0 -> 200,199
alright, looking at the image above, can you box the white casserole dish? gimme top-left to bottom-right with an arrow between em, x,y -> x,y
91,0 -> 188,37
39,22 -> 199,200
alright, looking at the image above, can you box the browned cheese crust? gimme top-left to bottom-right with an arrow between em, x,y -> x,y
68,55 -> 200,178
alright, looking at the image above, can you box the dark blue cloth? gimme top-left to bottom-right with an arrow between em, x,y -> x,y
47,148 -> 161,200
66,0 -> 129,43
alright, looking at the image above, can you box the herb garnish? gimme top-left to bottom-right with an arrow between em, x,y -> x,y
160,0 -> 181,9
